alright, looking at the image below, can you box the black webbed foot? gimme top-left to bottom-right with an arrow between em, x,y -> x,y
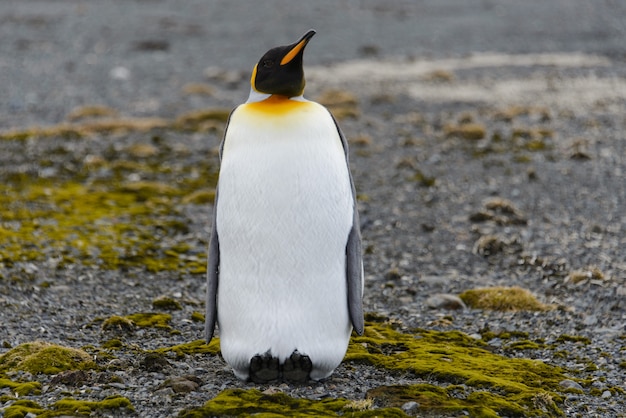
282,350 -> 312,383
249,351 -> 280,383
248,350 -> 312,383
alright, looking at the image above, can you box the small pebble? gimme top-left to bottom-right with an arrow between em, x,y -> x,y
425,293 -> 467,310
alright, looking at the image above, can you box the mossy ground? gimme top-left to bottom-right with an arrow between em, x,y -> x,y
176,320 -> 571,417
178,388 -> 408,418
0,343 -> 133,416
345,321 -> 565,417
459,286 -> 551,312
2,395 -> 133,418
0,109 -> 221,274
0,342 -> 96,376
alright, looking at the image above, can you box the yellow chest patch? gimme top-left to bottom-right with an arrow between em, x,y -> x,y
242,95 -> 313,117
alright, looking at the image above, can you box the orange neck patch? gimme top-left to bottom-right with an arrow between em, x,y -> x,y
244,95 -> 309,115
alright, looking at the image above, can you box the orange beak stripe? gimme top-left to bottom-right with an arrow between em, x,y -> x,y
250,63 -> 258,91
280,38 -> 308,66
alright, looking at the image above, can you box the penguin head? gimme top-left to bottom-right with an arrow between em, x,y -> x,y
251,30 -> 316,98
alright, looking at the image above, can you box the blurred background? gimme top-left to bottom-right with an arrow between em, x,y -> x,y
2,0 -> 625,128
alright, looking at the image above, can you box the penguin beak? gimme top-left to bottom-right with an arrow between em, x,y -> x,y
280,30 -> 316,66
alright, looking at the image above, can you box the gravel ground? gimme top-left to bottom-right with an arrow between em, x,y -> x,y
1,1 -> 626,417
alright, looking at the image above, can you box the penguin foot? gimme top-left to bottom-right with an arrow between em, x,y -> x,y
282,351 -> 312,383
249,351 -> 280,383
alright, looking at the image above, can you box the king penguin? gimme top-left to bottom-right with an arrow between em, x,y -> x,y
205,29 -> 364,383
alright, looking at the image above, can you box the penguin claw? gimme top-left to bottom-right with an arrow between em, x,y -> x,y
249,351 -> 280,383
282,351 -> 312,383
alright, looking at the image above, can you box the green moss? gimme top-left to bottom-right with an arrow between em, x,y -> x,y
152,296 -> 183,311
182,189 -> 216,204
48,395 -> 134,416
190,311 -> 205,323
2,399 -> 45,418
409,169 -> 436,187
505,340 -> 542,351
174,108 -> 231,131
367,384 -> 560,417
0,126 -> 218,272
154,339 -> 221,358
0,341 -> 96,375
346,323 -> 566,416
100,313 -> 172,332
101,339 -> 124,349
555,335 -> 591,345
178,388 -> 408,418
0,378 -> 42,396
0,179 -> 210,272
66,105 -> 119,122
459,286 -> 550,312
127,313 -> 172,329
444,123 -> 486,140
102,315 -> 136,333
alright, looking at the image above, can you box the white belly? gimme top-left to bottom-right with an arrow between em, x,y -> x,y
215,100 -> 354,380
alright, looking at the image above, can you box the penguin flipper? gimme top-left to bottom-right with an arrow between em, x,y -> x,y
329,112 -> 365,335
205,109 -> 236,343
205,189 -> 220,343
346,223 -> 364,335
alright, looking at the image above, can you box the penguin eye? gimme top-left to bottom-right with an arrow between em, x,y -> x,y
262,59 -> 274,68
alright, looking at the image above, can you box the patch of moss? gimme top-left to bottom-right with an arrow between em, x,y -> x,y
409,169 -> 436,187
126,313 -> 172,329
154,339 -> 221,358
182,189 -> 216,204
0,341 -> 96,375
152,296 -> 183,311
101,315 -> 136,333
316,89 -> 360,120
125,143 -> 159,158
444,123 -> 486,140
48,395 -> 134,416
2,399 -> 45,418
66,105 -> 120,122
0,179 -> 210,272
367,384 -> 560,417
492,105 -> 551,122
555,335 -> 592,345
174,108 -> 231,132
101,339 -> 124,349
346,323 -> 566,416
0,378 -> 42,396
504,340 -> 543,351
190,311 -> 205,323
178,388 -> 408,418
459,286 -> 550,312
0,109 -> 223,274
422,69 -> 455,82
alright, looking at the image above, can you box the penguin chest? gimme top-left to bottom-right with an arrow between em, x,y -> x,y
216,102 -> 354,306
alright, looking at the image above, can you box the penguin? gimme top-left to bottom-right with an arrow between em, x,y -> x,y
205,29 -> 363,383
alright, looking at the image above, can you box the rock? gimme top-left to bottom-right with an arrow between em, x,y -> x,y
559,379 -> 583,391
401,401 -> 420,414
165,376 -> 201,394
601,390 -> 612,399
50,370 -> 89,386
141,353 -> 170,372
425,293 -> 467,310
